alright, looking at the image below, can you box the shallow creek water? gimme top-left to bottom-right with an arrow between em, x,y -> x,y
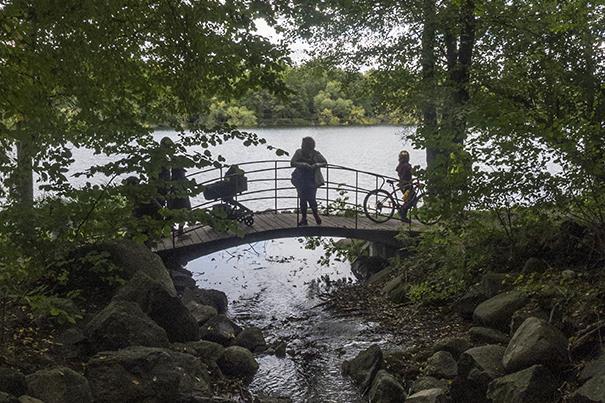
186,237 -> 397,402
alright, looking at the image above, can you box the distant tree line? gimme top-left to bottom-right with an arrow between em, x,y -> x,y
196,61 -> 414,128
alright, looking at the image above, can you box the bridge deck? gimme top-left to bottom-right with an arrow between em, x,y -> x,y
155,212 -> 414,258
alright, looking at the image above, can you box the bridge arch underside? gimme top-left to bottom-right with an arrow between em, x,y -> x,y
158,226 -> 401,262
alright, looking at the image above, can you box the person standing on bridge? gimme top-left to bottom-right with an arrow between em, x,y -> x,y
291,137 -> 327,226
396,150 -> 415,223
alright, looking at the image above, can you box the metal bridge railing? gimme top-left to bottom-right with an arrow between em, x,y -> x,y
172,160 -> 397,247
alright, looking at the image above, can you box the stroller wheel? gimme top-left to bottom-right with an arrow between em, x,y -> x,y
243,215 -> 254,226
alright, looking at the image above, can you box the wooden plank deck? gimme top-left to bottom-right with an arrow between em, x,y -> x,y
155,212 -> 422,259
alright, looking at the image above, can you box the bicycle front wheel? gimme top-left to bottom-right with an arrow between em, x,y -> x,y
412,192 -> 442,225
363,189 -> 396,223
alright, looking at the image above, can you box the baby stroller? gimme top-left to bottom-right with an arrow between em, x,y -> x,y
203,165 -> 254,226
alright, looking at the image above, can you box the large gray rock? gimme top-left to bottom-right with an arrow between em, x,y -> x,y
199,314 -> 242,346
84,300 -> 169,353
580,350 -> 605,382
410,377 -> 450,394
410,377 -> 449,395
480,273 -> 509,298
0,367 -> 25,396
569,375 -> 605,403
368,267 -> 395,285
469,327 -> 509,345
367,370 -> 406,403
26,367 -> 92,403
351,256 -> 389,282
185,301 -> 218,325
235,327 -> 267,353
453,286 -> 488,319
170,340 -> 225,366
182,288 -> 228,314
486,365 -> 558,403
217,346 -> 259,379
342,345 -> 383,391
114,272 -> 199,342
452,345 -> 506,403
432,337 -> 472,360
473,291 -> 528,331
503,317 -> 568,372
91,240 -> 177,295
85,346 -> 210,403
405,388 -> 447,403
425,351 -> 457,379
509,301 -> 549,335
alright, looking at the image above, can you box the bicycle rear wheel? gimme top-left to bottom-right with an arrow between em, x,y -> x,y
363,189 -> 395,223
411,192 -> 442,225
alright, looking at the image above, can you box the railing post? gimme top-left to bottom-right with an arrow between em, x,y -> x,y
355,171 -> 359,229
274,161 -> 278,213
325,165 -> 329,215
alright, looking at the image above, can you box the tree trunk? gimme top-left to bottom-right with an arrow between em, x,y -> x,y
420,0 -> 439,173
15,135 -> 34,208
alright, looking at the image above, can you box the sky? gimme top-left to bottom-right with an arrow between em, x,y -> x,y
254,18 -> 311,64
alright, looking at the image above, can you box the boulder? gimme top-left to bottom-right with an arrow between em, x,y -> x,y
342,345 -> 383,391
569,375 -> 605,403
452,345 -> 506,403
509,301 -> 549,335
351,256 -> 389,282
186,301 -> 218,325
405,388 -> 447,403
579,350 -> 605,382
171,269 -> 196,292
410,377 -> 450,394
469,327 -> 509,345
234,327 -> 267,353
458,345 -> 506,381
182,288 -> 228,314
199,315 -> 242,346
170,340 -> 225,365
90,240 -> 177,295
114,272 -> 199,342
473,291 -> 528,331
522,257 -> 548,274
217,346 -> 259,379
367,370 -> 406,403
0,392 -> 18,403
0,367 -> 25,396
425,351 -> 457,379
503,317 -> 568,372
84,300 -> 169,352
432,337 -> 473,359
480,273 -> 509,298
85,346 -> 210,403
453,286 -> 488,319
487,365 -> 558,403
26,367 -> 92,403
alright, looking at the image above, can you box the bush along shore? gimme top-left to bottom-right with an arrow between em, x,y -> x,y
329,216 -> 605,403
0,239 -> 289,403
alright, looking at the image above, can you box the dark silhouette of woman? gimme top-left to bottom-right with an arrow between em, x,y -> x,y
290,137 -> 327,226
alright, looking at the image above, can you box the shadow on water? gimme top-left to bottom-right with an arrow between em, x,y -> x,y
185,237 -> 397,403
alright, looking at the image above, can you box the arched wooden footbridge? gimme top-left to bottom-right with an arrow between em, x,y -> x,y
155,160 -> 423,260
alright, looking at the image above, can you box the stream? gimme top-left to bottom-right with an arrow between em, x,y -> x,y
186,237 -> 397,402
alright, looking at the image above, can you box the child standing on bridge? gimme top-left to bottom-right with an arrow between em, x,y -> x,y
396,150 -> 414,223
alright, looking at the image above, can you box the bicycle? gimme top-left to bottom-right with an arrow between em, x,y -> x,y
363,177 -> 441,225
